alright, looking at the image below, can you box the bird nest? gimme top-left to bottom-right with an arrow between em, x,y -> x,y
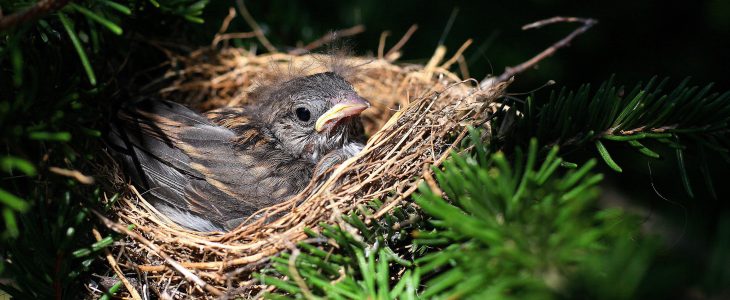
97,45 -> 507,298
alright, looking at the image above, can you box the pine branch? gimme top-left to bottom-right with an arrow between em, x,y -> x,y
259,134 -> 654,299
497,77 -> 730,194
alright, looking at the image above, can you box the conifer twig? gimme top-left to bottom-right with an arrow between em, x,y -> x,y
481,16 -> 597,88
0,0 -> 71,31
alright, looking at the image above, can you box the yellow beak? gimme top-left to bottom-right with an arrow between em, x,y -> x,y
315,101 -> 370,132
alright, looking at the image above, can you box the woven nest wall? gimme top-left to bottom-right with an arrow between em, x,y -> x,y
100,46 -> 507,298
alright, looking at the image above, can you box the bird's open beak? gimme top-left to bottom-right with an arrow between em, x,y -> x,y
315,96 -> 370,132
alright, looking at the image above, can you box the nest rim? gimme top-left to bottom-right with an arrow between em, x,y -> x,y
99,46 -> 507,298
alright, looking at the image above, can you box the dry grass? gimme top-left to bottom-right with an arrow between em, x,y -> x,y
98,44 -> 507,298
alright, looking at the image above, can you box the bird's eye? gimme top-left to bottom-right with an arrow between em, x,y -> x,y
295,107 -> 311,122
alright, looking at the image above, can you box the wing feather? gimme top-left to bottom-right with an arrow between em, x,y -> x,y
107,100 -> 313,231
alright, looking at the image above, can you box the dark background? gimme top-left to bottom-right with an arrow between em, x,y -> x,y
194,0 -> 730,91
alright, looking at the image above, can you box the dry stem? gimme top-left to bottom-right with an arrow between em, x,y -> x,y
385,24 -> 419,61
0,0 -> 70,31
482,16 -> 597,88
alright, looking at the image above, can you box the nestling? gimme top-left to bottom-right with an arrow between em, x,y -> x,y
108,71 -> 369,231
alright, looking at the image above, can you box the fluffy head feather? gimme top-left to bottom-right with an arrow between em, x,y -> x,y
245,71 -> 367,162
256,42 -> 362,92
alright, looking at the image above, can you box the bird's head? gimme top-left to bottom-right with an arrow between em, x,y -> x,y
255,72 -> 369,162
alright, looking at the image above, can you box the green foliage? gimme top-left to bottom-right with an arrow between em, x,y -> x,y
501,77 -> 730,195
258,201 -> 421,299
259,136 -> 655,299
0,0 -> 213,298
1,188 -> 100,298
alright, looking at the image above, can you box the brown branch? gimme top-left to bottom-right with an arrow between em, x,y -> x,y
49,166 -> 95,184
211,32 -> 257,48
481,16 -> 597,88
217,7 -> 237,35
288,25 -> 366,55
235,0 -> 278,53
211,7 -> 257,47
0,0 -> 71,31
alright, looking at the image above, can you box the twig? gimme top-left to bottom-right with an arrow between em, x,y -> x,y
93,210 -> 224,296
521,16 -> 594,30
217,7 -> 237,35
235,0 -> 278,53
422,163 -> 443,197
211,7 -> 258,47
49,166 -> 95,184
440,38 -> 473,70
93,227 -> 144,300
385,24 -> 418,60
457,54 -> 470,79
481,16 -> 597,88
212,32 -> 257,48
377,31 -> 391,59
135,250 -> 273,272
0,0 -> 70,31
423,45 -> 447,78
289,25 -> 366,55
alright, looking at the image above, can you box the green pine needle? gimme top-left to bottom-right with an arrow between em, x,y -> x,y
98,0 -> 132,15
70,3 -> 124,35
628,140 -> 661,158
507,76 -> 729,189
58,12 -> 97,86
676,146 -> 695,198
595,140 -> 623,172
28,131 -> 72,142
261,132 -> 651,299
0,188 -> 30,212
2,208 -> 20,238
0,156 -> 37,176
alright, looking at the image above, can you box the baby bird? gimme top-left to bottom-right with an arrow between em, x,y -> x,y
108,71 -> 369,231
